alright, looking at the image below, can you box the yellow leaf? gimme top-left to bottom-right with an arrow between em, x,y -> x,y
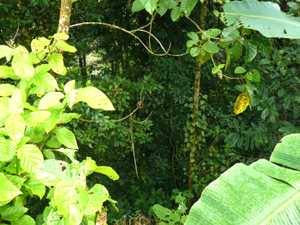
234,89 -> 250,115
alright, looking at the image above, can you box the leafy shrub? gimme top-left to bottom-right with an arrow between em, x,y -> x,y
0,33 -> 118,225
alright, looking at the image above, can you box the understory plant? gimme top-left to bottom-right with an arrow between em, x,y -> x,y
0,33 -> 118,225
152,189 -> 193,225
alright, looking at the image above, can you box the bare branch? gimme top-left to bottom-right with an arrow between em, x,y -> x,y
70,22 -> 187,57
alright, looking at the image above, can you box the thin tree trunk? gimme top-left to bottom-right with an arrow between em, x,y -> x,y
187,0 -> 208,210
57,0 -> 73,34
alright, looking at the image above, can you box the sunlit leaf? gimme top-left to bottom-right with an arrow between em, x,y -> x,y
234,89 -> 250,115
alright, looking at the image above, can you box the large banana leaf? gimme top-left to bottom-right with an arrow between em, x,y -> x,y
186,134 -> 300,225
222,0 -> 300,39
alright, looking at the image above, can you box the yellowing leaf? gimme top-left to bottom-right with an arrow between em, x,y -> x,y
234,89 -> 250,115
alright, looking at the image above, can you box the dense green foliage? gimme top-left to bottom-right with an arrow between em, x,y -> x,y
1,0 -> 300,224
0,33 -> 119,224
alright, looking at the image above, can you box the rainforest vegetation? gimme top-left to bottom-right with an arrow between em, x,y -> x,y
1,0 -> 300,224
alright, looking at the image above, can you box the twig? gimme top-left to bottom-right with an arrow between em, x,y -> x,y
77,99 -> 144,124
185,15 -> 221,40
12,24 -> 20,43
132,111 -> 153,124
210,53 -> 242,80
130,115 -> 139,179
70,22 -> 186,57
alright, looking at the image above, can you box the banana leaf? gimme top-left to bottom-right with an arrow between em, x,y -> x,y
222,0 -> 300,39
186,134 -> 300,225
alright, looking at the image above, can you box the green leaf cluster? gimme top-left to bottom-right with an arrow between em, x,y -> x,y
0,35 -> 118,225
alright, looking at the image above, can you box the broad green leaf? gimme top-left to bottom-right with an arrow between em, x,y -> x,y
1,206 -> 28,221
4,161 -> 26,175
251,69 -> 261,82
186,134 -> 300,225
132,0 -> 144,12
47,53 -> 65,74
234,66 -> 247,74
180,0 -> 198,17
244,40 -> 257,63
31,37 -> 50,52
156,3 -> 167,16
34,64 -> 52,77
76,87 -> 115,110
42,206 -> 63,224
212,66 -> 220,74
5,174 -> 26,190
55,180 -> 86,225
64,80 -> 76,93
12,53 -> 34,80
0,66 -> 15,78
186,40 -> 195,48
271,134 -> 300,171
17,144 -> 44,173
0,45 -> 13,61
252,35 -> 272,55
60,113 -> 81,124
0,136 -> 14,161
28,49 -> 48,64
261,108 -> 269,120
28,87 -> 44,97
24,111 -> 51,127
53,33 -> 69,40
42,149 -> 56,159
23,177 -> 46,199
16,45 -> 28,53
171,6 -> 181,22
46,137 -> 62,148
0,84 -> 18,96
0,173 -> 22,203
17,136 -> 30,149
187,32 -> 199,43
202,41 -> 219,53
34,159 -> 64,186
25,124 -> 46,142
5,115 -> 26,140
85,158 -> 97,171
55,41 -> 77,53
231,40 -> 243,59
190,47 -> 201,57
220,27 -> 240,48
56,148 -> 76,160
222,0 -> 300,39
202,29 -> 221,40
198,50 -> 211,64
33,66 -> 58,90
64,80 -> 77,108
10,215 -> 35,225
92,166 -> 119,180
278,89 -> 285,98
141,0 -> 158,14
6,140 -> 18,161
85,184 -> 109,215
0,97 -> 9,117
153,204 -> 172,220
11,89 -> 25,110
40,105 -> 64,133
54,127 -> 78,149
38,92 -> 64,109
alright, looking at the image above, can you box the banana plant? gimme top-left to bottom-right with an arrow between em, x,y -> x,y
186,133 -> 300,224
222,0 -> 300,39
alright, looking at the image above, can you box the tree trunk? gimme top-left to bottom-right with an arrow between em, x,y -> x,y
57,0 -> 73,34
187,0 -> 208,210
